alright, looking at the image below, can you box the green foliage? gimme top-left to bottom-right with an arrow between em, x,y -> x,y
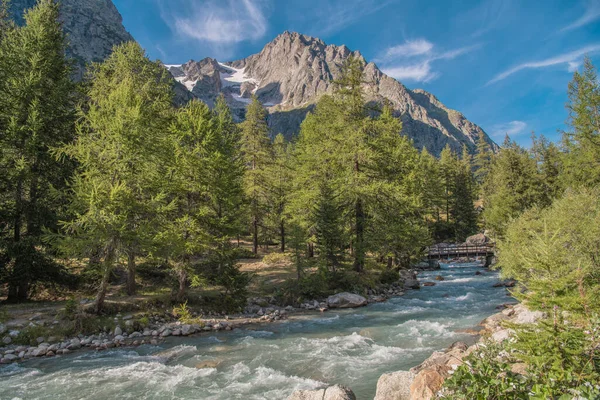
262,252 -> 290,266
562,56 -> 600,188
379,269 -> 400,284
172,301 -> 201,324
442,316 -> 600,399
498,188 -> 600,314
0,0 -> 78,301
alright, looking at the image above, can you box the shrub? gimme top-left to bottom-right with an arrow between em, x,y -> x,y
172,301 -> 201,324
262,252 -> 290,266
379,269 -> 400,284
442,314 -> 600,399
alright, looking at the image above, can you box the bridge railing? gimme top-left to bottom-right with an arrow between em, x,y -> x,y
427,243 -> 495,258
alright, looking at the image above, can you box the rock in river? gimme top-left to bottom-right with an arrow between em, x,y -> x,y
326,293 -> 367,309
287,384 -> 356,400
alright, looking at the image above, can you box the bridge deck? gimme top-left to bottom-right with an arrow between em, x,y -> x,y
427,244 -> 495,259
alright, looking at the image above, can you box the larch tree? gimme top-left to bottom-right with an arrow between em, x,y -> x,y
0,0 -> 77,301
240,96 -> 272,254
58,42 -> 173,312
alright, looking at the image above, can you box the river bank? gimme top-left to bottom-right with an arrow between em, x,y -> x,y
0,261 -> 512,399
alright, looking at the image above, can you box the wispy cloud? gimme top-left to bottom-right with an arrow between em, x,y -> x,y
158,0 -> 269,45
300,0 -> 395,36
378,39 -> 480,82
487,44 -> 600,85
560,1 -> 600,33
490,121 -> 527,138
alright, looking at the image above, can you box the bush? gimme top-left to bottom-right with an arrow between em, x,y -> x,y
498,188 -> 600,315
262,252 -> 290,266
442,314 -> 600,399
379,269 -> 400,284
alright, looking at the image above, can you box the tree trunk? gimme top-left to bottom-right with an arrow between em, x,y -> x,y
94,243 -> 116,314
307,242 -> 314,258
280,220 -> 285,252
387,257 -> 393,269
126,252 -> 136,296
353,198 -> 365,273
176,269 -> 187,302
252,216 -> 258,254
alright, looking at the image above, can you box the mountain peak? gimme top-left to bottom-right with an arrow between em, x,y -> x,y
166,31 -> 495,155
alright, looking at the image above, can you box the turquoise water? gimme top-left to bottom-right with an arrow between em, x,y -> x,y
0,262 -> 512,399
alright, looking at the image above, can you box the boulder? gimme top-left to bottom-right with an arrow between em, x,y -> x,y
403,279 -> 420,290
465,233 -> 489,245
512,304 -> 544,324
114,326 -> 123,336
374,371 -> 415,400
422,282 -> 436,287
326,293 -> 367,309
434,275 -> 444,281
287,385 -> 356,400
410,365 -> 447,400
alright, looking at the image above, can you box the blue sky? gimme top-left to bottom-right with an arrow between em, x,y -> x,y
113,0 -> 600,146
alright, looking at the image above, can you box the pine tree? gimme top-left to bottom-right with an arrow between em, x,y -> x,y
240,96 -> 272,254
58,42 -> 173,311
0,0 -> 77,301
439,145 -> 457,238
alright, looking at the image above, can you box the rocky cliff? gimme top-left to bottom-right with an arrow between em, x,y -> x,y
167,32 -> 497,155
9,0 -> 134,79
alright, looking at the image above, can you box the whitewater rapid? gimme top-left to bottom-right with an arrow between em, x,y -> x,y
0,262 -> 512,399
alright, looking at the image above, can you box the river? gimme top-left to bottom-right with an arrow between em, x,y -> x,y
0,262 -> 512,399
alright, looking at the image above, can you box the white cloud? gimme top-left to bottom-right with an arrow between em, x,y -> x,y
490,120 -> 527,138
382,62 -> 438,82
159,0 -> 268,45
568,61 -> 581,72
488,44 -> 600,85
385,39 -> 433,58
378,39 -> 480,83
560,1 -> 600,33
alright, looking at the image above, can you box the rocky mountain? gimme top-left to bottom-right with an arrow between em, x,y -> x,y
9,0 -> 134,79
166,31 -> 496,155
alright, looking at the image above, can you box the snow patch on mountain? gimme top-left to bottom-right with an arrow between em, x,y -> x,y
218,63 -> 258,88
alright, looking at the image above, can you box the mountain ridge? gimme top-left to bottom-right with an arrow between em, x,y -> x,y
166,31 -> 497,155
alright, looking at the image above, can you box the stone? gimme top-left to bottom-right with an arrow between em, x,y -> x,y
36,337 -> 45,344
160,329 -> 172,337
326,293 -> 367,309
32,347 -> 48,357
434,275 -> 444,281
465,233 -> 489,245
2,353 -> 18,362
195,359 -> 222,369
403,279 -> 420,290
422,282 -> 436,287
511,363 -> 527,375
374,371 -> 415,400
287,384 -> 356,400
68,338 -> 81,350
114,326 -> 123,336
123,315 -> 133,320
114,335 -> 124,341
410,365 -> 447,400
2,336 -> 11,345
512,304 -> 544,324
0,324 -> 6,335
491,329 -> 512,343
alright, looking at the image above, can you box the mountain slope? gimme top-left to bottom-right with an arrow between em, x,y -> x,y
166,32 -> 496,155
9,0 -> 134,79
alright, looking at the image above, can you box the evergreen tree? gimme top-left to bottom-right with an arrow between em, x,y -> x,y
451,146 -> 478,241
474,130 -> 492,184
313,181 -> 345,271
240,96 -> 272,254
439,145 -> 458,238
562,56 -> 600,187
482,136 -> 542,237
265,134 -> 292,252
0,0 -> 77,301
58,42 -> 173,311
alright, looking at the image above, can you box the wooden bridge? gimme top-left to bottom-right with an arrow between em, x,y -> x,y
426,243 -> 496,266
